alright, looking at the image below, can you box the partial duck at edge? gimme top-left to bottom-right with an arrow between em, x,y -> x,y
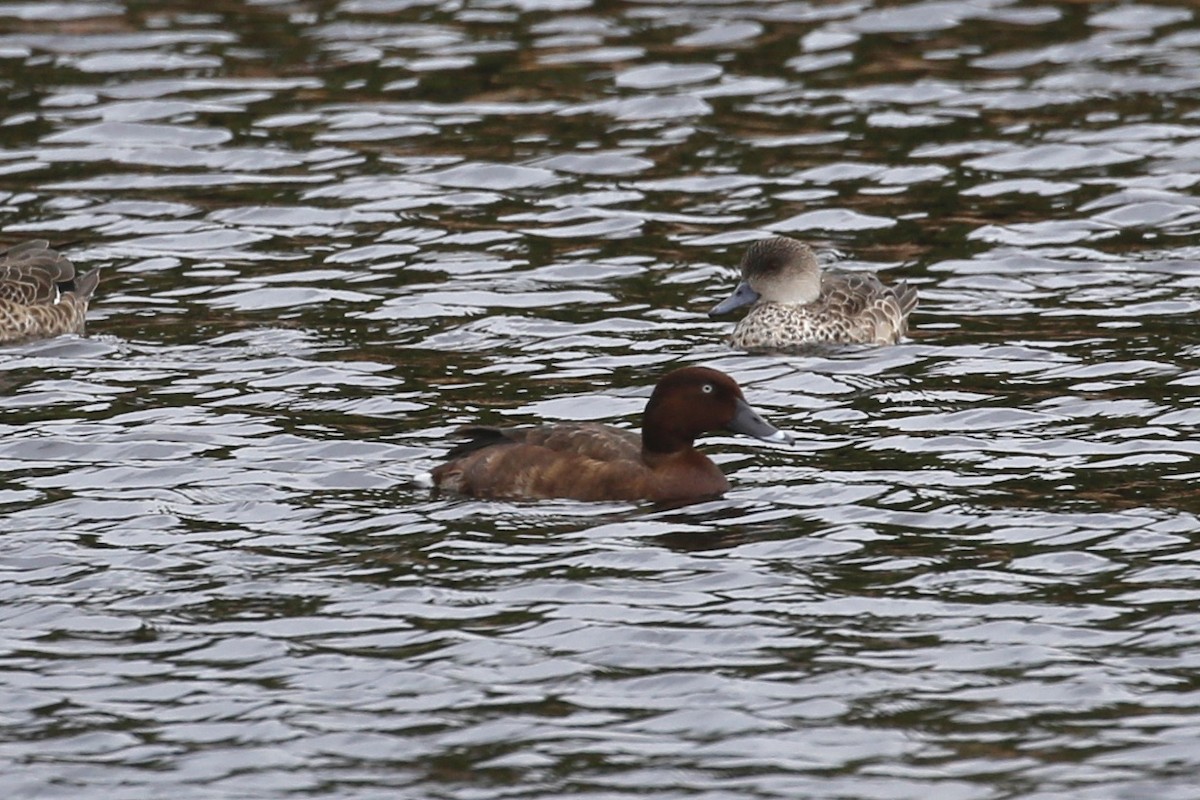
0,240 -> 101,345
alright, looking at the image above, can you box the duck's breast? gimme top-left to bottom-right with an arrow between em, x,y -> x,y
730,303 -> 840,349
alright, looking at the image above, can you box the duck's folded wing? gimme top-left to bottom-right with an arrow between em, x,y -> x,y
819,272 -> 882,314
446,422 -> 641,462
821,272 -> 916,340
433,423 -> 648,500
0,241 -> 77,305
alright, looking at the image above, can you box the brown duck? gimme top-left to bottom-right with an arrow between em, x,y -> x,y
0,240 -> 101,345
432,366 -> 792,503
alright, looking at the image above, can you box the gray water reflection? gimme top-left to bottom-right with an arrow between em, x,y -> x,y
3,1 -> 1200,798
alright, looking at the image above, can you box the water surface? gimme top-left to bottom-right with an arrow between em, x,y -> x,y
2,1 -> 1200,798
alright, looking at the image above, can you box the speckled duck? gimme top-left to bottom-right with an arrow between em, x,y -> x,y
709,236 -> 916,351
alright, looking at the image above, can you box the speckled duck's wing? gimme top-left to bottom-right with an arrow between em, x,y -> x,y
0,241 -> 78,305
817,271 -> 917,344
431,423 -> 652,501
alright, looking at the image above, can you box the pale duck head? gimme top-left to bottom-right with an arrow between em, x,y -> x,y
709,237 -> 821,316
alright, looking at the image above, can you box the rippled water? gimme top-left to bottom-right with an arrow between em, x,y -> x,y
3,1 -> 1200,797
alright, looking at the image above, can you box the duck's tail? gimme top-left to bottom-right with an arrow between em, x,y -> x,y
894,280 -> 918,317
73,267 -> 102,302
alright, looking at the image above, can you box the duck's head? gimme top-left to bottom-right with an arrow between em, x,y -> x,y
642,366 -> 793,454
710,236 -> 821,316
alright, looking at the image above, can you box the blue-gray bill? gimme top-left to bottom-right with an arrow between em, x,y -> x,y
727,396 -> 794,445
709,280 -> 760,317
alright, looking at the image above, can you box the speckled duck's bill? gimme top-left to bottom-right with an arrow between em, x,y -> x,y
727,396 -> 794,445
709,281 -> 760,317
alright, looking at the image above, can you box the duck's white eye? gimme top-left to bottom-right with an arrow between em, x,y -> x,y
701,383 -> 714,394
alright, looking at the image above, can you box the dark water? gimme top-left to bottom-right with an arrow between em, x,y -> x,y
3,1 -> 1200,798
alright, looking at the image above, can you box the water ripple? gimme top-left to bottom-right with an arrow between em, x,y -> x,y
3,1 -> 1200,798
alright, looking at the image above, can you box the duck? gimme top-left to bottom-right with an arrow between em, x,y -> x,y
0,240 -> 101,345
709,236 -> 916,351
431,366 -> 792,502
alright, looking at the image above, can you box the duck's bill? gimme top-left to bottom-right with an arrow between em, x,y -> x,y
728,397 -> 795,445
709,281 -> 760,317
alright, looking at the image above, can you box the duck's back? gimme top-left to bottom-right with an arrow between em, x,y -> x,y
731,271 -> 916,350
0,241 -> 100,344
432,422 -> 727,502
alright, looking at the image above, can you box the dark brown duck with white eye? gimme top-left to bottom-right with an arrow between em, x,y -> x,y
0,240 -> 102,345
709,236 -> 916,351
431,366 -> 792,503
